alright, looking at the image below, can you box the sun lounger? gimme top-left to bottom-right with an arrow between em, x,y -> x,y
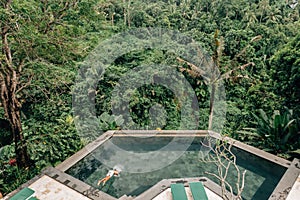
189,182 -> 208,200
10,187 -> 36,200
171,183 -> 188,200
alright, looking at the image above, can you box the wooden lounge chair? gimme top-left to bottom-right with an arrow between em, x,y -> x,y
171,183 -> 188,200
189,182 -> 208,200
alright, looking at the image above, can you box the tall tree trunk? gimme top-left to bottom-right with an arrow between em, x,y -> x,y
208,82 -> 216,130
1,0 -> 32,168
0,77 -> 32,168
209,30 -> 220,131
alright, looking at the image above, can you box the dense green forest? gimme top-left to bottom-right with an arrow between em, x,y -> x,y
0,0 -> 300,196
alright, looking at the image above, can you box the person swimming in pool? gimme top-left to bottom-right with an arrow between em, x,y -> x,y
97,168 -> 120,186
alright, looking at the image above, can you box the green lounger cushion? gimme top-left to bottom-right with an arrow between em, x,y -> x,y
10,187 -> 35,200
189,182 -> 208,200
171,183 -> 188,200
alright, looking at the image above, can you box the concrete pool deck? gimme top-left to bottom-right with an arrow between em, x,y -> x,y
3,130 -> 300,200
26,175 -> 91,200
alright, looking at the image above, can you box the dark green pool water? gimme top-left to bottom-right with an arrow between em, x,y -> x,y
66,137 -> 286,200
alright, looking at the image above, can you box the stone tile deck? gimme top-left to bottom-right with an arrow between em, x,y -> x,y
286,174 -> 300,200
2,175 -> 91,200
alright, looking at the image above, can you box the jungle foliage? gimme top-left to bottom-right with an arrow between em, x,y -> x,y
0,0 -> 300,196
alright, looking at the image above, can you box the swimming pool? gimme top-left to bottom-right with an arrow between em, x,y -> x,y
65,133 -> 287,200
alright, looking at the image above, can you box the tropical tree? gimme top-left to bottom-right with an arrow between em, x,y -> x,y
177,30 -> 260,131
0,0 -> 94,168
1,0 -> 34,168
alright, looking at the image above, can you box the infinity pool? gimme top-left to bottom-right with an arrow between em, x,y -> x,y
66,136 -> 286,199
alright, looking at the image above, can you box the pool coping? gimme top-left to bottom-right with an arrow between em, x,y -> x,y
56,130 -> 299,199
4,130 -> 299,200
269,158 -> 300,200
56,130 -> 115,172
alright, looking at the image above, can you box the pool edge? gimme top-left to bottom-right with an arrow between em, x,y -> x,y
55,130 -> 297,200
56,130 -> 115,172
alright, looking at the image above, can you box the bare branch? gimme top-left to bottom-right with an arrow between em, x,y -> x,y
201,137 -> 247,199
